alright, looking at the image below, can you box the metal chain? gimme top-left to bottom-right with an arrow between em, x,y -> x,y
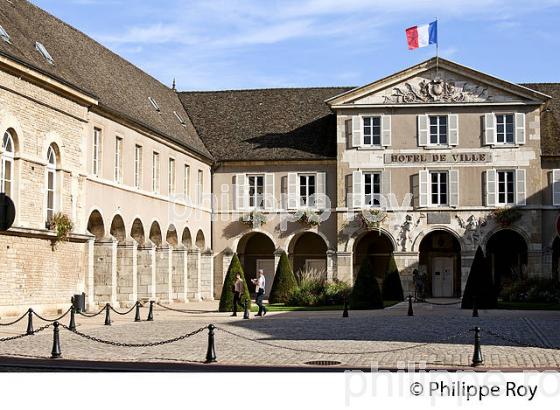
77,305 -> 107,318
0,311 -> 29,327
60,323 -> 207,347
215,327 -> 471,356
0,323 -> 52,342
32,307 -> 72,322
414,298 -> 462,306
156,302 -> 215,315
484,329 -> 560,350
109,304 -> 138,316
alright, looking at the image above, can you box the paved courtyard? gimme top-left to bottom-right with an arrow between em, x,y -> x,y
1,301 -> 560,370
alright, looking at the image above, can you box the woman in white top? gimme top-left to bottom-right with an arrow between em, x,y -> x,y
251,270 -> 267,317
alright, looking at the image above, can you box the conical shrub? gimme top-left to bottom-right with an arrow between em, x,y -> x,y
269,251 -> 298,304
461,246 -> 497,309
219,254 -> 251,312
350,257 -> 384,309
382,254 -> 404,301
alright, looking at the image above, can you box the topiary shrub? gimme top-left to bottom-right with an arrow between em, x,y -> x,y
461,246 -> 497,309
350,257 -> 383,309
269,251 -> 298,304
219,254 -> 251,312
382,254 -> 404,301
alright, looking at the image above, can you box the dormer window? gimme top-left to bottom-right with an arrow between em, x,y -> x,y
35,42 -> 54,64
148,97 -> 160,112
0,25 -> 11,43
174,111 -> 186,126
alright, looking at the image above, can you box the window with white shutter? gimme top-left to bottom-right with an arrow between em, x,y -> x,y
315,172 -> 326,209
448,114 -> 459,146
418,115 -> 428,146
381,170 -> 391,208
515,113 -> 526,145
264,173 -> 275,210
381,115 -> 392,147
484,113 -> 496,145
485,169 -> 497,206
449,169 -> 459,207
352,171 -> 363,208
287,172 -> 298,209
351,116 -> 362,148
515,169 -> 526,206
235,173 -> 247,210
553,170 -> 560,206
419,170 -> 428,207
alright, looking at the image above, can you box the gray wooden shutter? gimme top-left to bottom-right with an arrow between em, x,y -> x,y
484,113 -> 496,145
351,116 -> 362,148
316,172 -> 326,209
235,174 -> 247,210
448,169 -> 459,207
485,169 -> 496,207
287,172 -> 298,210
516,169 -> 526,206
381,170 -> 391,209
419,170 -> 428,207
381,115 -> 391,147
418,115 -> 428,146
264,173 -> 275,210
448,114 -> 459,146
515,113 -> 526,144
352,171 -> 363,209
553,170 -> 560,206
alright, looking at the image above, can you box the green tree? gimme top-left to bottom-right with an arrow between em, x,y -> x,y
382,255 -> 404,301
269,251 -> 298,304
219,254 -> 251,312
461,246 -> 497,309
350,257 -> 384,309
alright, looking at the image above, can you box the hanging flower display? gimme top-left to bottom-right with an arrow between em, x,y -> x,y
294,208 -> 322,227
491,207 -> 522,227
239,209 -> 267,228
356,208 -> 388,229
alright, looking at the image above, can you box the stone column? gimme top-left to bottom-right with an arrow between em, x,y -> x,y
93,238 -> 118,306
155,243 -> 172,303
326,250 -> 336,282
200,249 -> 214,300
172,245 -> 188,302
116,240 -> 138,307
137,241 -> 156,300
86,238 -> 95,310
219,248 -> 235,298
336,252 -> 353,284
393,251 -> 419,295
460,250 -> 476,296
187,248 -> 201,301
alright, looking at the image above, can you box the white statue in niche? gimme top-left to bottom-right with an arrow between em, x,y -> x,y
456,214 -> 487,248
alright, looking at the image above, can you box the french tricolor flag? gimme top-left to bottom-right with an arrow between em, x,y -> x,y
406,21 -> 437,50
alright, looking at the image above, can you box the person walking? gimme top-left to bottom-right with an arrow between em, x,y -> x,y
251,270 -> 267,317
231,273 -> 244,317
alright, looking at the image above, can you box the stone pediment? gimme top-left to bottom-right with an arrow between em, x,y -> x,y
353,69 -> 521,105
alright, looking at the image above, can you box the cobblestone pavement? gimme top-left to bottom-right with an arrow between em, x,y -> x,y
1,300 -> 560,369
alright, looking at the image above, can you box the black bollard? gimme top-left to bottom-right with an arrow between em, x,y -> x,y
407,295 -> 414,317
134,301 -> 141,322
472,296 -> 479,318
205,324 -> 217,363
243,299 -> 250,320
26,308 -> 34,335
68,306 -> 76,331
147,301 -> 154,321
471,326 -> 484,367
342,299 -> 349,318
51,321 -> 62,359
104,303 -> 111,326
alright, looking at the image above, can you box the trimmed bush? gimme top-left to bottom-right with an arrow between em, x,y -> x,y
382,254 -> 404,301
219,254 -> 251,312
461,246 -> 497,309
269,251 -> 298,304
500,278 -> 560,303
350,257 -> 384,309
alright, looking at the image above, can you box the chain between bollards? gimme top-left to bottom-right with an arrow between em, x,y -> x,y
342,298 -> 349,318
68,306 -> 76,331
26,308 -> 34,335
243,299 -> 250,320
472,296 -> 479,318
147,301 -> 154,321
51,321 -> 62,359
104,303 -> 111,326
407,295 -> 414,316
205,324 -> 217,363
134,301 -> 141,322
471,326 -> 483,367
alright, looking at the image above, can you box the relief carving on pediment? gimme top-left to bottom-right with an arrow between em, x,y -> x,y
383,78 -> 489,104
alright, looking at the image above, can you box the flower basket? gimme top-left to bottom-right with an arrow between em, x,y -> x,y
239,209 -> 267,228
491,207 -> 522,227
47,212 -> 74,248
294,208 -> 322,228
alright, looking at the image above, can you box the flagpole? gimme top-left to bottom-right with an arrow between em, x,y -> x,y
435,17 -> 439,78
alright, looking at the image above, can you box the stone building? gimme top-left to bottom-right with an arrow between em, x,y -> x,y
0,0 -> 559,315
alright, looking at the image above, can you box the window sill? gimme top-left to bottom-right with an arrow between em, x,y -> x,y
423,145 -> 452,150
490,144 -> 520,149
357,146 -> 386,151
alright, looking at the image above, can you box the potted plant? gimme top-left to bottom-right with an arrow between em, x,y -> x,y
47,212 -> 74,248
491,207 -> 522,227
294,208 -> 322,228
239,209 -> 267,228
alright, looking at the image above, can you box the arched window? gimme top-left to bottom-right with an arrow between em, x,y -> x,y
46,145 -> 57,222
1,130 -> 14,196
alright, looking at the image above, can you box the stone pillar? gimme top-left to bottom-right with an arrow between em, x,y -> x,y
155,244 -> 172,303
460,250 -> 476,296
200,249 -> 214,300
172,245 -> 188,302
93,238 -> 118,306
336,252 -> 353,284
137,241 -> 156,300
86,238 -> 95,310
187,248 -> 201,301
326,250 -> 336,282
393,251 -> 419,295
116,240 -> 138,307
528,249 -> 543,278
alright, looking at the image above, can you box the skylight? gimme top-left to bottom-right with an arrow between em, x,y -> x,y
148,97 -> 160,112
174,111 -> 186,126
35,42 -> 54,64
0,25 -> 10,43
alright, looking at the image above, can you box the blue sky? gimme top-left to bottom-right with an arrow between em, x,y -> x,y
33,0 -> 560,91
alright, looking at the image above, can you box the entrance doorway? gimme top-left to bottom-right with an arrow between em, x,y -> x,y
236,232 -> 275,293
486,229 -> 527,291
419,230 -> 461,298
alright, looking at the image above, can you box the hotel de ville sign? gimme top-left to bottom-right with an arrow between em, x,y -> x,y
385,152 -> 492,164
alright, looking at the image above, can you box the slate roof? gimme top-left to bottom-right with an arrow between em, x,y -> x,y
0,0 -> 212,160
521,83 -> 560,156
179,87 -> 351,162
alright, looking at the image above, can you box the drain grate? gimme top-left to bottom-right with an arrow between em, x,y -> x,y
304,360 -> 342,366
